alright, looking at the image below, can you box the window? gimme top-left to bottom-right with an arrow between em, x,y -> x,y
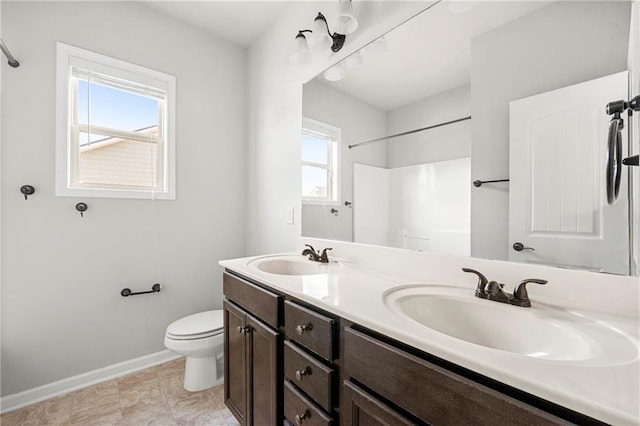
302,118 -> 340,204
56,43 -> 176,199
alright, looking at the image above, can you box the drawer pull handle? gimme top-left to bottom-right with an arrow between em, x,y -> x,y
296,323 -> 313,335
295,366 -> 311,381
294,409 -> 310,425
237,326 -> 250,334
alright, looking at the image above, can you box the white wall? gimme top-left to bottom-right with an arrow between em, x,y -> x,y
1,2 -> 246,396
245,1 -> 434,255
302,78 -> 386,242
470,1 -> 631,261
386,85 -> 471,168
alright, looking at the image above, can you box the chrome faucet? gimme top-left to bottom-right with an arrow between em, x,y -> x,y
462,268 -> 547,307
301,244 -> 332,263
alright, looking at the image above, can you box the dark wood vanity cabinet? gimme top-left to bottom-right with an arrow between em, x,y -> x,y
223,273 -> 282,426
223,270 -> 602,426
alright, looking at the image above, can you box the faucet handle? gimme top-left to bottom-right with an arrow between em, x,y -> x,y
512,278 -> 548,307
462,268 -> 489,298
319,248 -> 333,263
302,244 -> 320,261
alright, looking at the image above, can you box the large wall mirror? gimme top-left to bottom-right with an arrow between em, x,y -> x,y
302,0 -> 639,276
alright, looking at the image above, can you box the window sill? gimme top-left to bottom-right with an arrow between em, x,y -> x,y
56,186 -> 175,200
302,199 -> 340,206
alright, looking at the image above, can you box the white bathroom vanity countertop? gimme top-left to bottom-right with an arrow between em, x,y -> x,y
219,240 -> 639,425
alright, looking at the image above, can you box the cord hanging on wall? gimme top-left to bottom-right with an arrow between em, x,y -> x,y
75,202 -> 88,217
20,185 -> 35,200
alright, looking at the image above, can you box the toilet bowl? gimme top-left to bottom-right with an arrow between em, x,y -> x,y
164,310 -> 224,391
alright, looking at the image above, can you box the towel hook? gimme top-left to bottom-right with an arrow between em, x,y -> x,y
20,185 -> 35,200
75,202 -> 88,217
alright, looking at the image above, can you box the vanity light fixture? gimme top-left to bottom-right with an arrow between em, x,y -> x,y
290,0 -> 358,65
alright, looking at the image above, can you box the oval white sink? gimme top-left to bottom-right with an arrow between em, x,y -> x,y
384,285 -> 637,364
248,255 -> 341,276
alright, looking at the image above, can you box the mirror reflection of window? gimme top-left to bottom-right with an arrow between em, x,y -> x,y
301,118 -> 340,204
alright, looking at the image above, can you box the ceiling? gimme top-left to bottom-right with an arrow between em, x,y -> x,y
143,1 -> 291,47
313,1 -> 551,111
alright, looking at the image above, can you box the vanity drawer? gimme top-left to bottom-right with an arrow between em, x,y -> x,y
284,380 -> 333,426
223,272 -> 280,329
284,340 -> 334,412
344,327 -> 565,425
285,301 -> 335,361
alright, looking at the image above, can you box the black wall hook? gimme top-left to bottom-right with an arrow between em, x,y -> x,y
20,185 -> 35,200
75,202 -> 88,217
121,283 -> 162,297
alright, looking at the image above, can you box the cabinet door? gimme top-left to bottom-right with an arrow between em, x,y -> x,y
224,301 -> 248,425
247,314 -> 281,426
343,380 -> 417,426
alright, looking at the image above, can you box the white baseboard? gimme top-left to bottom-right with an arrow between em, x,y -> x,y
0,350 -> 181,414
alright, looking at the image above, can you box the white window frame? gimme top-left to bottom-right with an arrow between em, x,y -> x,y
302,117 -> 340,205
55,42 -> 176,200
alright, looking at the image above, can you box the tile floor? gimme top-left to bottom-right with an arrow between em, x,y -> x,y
0,357 -> 239,426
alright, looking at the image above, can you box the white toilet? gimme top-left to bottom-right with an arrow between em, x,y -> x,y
164,310 -> 224,391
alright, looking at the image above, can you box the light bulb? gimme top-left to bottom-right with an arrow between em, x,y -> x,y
290,31 -> 310,65
324,63 -> 345,81
334,0 -> 358,35
310,13 -> 332,51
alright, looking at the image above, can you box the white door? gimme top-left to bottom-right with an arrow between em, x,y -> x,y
509,72 -> 629,274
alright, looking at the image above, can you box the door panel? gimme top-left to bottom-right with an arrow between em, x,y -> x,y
224,301 -> 247,425
248,314 -> 280,426
509,71 -> 629,274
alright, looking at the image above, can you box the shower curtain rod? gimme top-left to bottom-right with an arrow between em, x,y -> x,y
348,115 -> 471,149
0,39 -> 20,68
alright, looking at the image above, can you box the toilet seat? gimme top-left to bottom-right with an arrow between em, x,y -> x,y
166,310 -> 223,341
